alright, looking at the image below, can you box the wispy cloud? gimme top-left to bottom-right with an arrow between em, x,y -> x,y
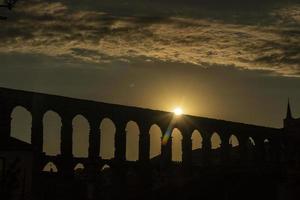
1,0 -> 299,76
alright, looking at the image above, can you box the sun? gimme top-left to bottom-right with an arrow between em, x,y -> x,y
173,107 -> 183,116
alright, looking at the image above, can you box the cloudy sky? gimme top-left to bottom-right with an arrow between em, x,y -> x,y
1,0 -> 300,130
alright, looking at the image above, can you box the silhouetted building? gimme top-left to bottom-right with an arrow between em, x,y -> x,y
0,87 -> 300,200
284,100 -> 300,132
284,100 -> 300,170
0,137 -> 34,200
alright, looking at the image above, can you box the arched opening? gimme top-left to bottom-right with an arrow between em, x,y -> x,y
43,162 -> 58,173
100,118 -> 116,159
229,134 -> 239,147
264,139 -> 271,162
101,164 -> 112,186
210,132 -> 222,165
247,137 -> 256,162
101,164 -> 111,171
10,106 -> 32,143
149,124 -> 162,159
172,128 -> 183,162
43,111 -> 61,156
72,115 -> 89,158
191,130 -> 203,164
264,139 -> 269,143
211,132 -> 221,149
229,134 -> 240,163
74,163 -> 85,176
249,137 -> 255,146
191,130 -> 202,150
74,163 -> 85,171
126,121 -> 139,161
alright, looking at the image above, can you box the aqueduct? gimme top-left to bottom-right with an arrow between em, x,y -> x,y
0,87 -> 285,176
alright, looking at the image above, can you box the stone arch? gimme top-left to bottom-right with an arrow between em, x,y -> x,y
191,130 -> 203,150
125,121 -> 140,161
74,163 -> 85,176
264,138 -> 270,143
247,137 -> 256,161
210,132 -> 222,165
10,106 -> 32,143
100,118 -> 116,159
191,130 -> 203,164
149,124 -> 162,159
172,128 -> 183,162
43,110 -> 61,156
43,162 -> 58,173
229,134 -> 240,163
74,163 -> 85,171
101,164 -> 111,171
229,134 -> 239,147
248,137 -> 256,146
101,164 -> 113,185
72,115 -> 90,158
264,138 -> 271,162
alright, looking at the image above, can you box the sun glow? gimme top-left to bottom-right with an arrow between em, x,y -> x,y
173,107 -> 183,116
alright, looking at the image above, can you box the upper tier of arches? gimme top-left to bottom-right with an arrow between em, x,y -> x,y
2,87 -> 283,164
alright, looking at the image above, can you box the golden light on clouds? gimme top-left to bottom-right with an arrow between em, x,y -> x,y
1,0 -> 298,77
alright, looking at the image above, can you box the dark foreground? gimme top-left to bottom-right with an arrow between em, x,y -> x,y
35,164 -> 300,200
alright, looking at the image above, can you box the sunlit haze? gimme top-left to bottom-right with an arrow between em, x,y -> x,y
173,107 -> 183,116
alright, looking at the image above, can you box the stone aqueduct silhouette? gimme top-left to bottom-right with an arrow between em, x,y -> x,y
0,87 -> 283,175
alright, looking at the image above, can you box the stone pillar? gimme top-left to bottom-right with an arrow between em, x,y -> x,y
269,139 -> 280,163
115,121 -> 126,161
61,116 -> 73,157
202,130 -> 212,166
182,134 -> 192,169
239,136 -> 249,165
139,124 -> 150,162
87,119 -> 101,200
88,119 -> 101,159
220,134 -> 230,165
0,103 -> 12,139
60,115 -> 74,177
137,123 -> 152,191
30,110 -> 44,198
161,127 -> 172,166
31,111 -> 44,153
255,139 -> 265,164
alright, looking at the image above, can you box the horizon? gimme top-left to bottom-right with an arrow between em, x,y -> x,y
1,85 -> 294,129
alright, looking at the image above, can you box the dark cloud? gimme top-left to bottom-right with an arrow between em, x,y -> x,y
0,0 -> 299,76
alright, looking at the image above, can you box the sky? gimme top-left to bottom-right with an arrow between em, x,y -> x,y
1,0 -> 300,160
